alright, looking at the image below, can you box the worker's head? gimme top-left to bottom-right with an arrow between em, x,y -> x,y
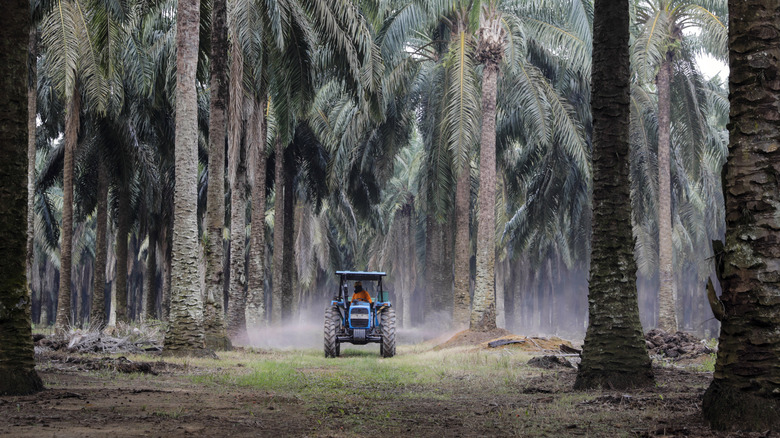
354,281 -> 363,291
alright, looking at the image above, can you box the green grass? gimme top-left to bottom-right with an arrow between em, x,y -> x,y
200,345 -> 535,393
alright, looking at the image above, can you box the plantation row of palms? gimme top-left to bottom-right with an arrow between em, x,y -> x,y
23,0 -> 727,345
5,0 -> 780,431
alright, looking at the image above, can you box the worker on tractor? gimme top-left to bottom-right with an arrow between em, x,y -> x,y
351,281 -> 372,304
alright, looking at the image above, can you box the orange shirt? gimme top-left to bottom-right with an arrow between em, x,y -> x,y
351,290 -> 372,303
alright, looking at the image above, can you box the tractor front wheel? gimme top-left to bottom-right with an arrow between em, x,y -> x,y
324,306 -> 341,358
379,307 -> 396,358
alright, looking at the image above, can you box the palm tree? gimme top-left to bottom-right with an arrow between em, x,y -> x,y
378,0 -> 591,330
90,157 -> 109,328
203,0 -> 230,347
243,4 -> 269,331
270,137 -> 285,324
701,0 -> 780,430
444,8 -> 480,329
39,0 -> 113,333
470,2 -> 505,331
163,0 -> 206,355
376,139 -> 424,327
0,0 -> 44,396
225,7 -> 249,339
246,92 -> 268,330
452,160 -> 472,327
27,26 -> 39,294
54,79 -> 80,333
574,0 -> 653,390
630,68 -> 728,333
263,0 -> 380,324
632,0 -> 727,332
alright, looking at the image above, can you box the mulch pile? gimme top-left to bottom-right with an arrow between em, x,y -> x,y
34,327 -> 162,355
644,329 -> 714,359
436,329 -> 580,357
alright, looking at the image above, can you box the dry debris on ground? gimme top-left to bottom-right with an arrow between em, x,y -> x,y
34,324 -> 163,355
644,329 -> 715,360
437,329 -> 583,369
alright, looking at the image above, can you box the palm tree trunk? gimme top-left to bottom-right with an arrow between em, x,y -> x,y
26,27 -> 37,291
227,165 -> 248,339
106,221 -> 117,326
399,203 -> 415,328
471,61 -> 499,331
282,157 -> 295,322
246,95 -> 267,330
163,0 -> 206,355
91,159 -> 109,329
656,56 -> 678,333
226,34 -> 247,341
495,256 -> 506,328
702,1 -> 780,430
574,0 -> 653,390
513,259 -> 526,332
55,81 -> 80,335
226,143 -> 249,339
453,165 -> 471,328
271,136 -> 284,325
42,260 -> 55,325
161,220 -> 172,321
115,185 -> 130,324
203,0 -> 229,348
0,1 -> 44,394
424,214 -> 451,323
144,227 -> 158,321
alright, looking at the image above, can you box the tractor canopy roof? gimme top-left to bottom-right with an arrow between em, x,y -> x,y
335,271 -> 386,281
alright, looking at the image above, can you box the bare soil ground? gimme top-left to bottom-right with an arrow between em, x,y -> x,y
0,330 -> 761,437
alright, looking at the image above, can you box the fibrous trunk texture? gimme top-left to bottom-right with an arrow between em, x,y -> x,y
574,0 -> 653,390
160,217 -> 172,321
471,59 -> 499,332
163,0 -> 206,355
144,228 -> 157,321
115,186 -> 130,324
203,0 -> 229,349
271,137 -> 284,324
55,81 -> 80,335
0,1 -> 44,394
453,165 -> 471,328
424,215 -> 451,325
398,204 -> 416,328
226,35 -> 247,341
406,204 -> 417,327
282,158 -> 294,321
656,56 -> 678,333
496,256 -> 506,328
26,27 -> 37,291
91,160 -> 109,329
246,96 -> 267,330
701,2 -> 780,430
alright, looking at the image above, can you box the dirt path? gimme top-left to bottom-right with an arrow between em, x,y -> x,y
0,349 -> 761,437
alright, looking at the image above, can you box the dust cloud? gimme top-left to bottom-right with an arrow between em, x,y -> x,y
237,305 -> 460,350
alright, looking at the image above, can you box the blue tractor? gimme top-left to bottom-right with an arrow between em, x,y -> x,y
324,271 -> 396,358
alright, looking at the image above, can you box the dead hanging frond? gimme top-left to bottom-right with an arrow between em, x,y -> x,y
227,5 -> 246,191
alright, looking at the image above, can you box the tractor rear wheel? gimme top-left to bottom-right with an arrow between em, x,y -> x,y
324,306 -> 341,358
379,307 -> 396,358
